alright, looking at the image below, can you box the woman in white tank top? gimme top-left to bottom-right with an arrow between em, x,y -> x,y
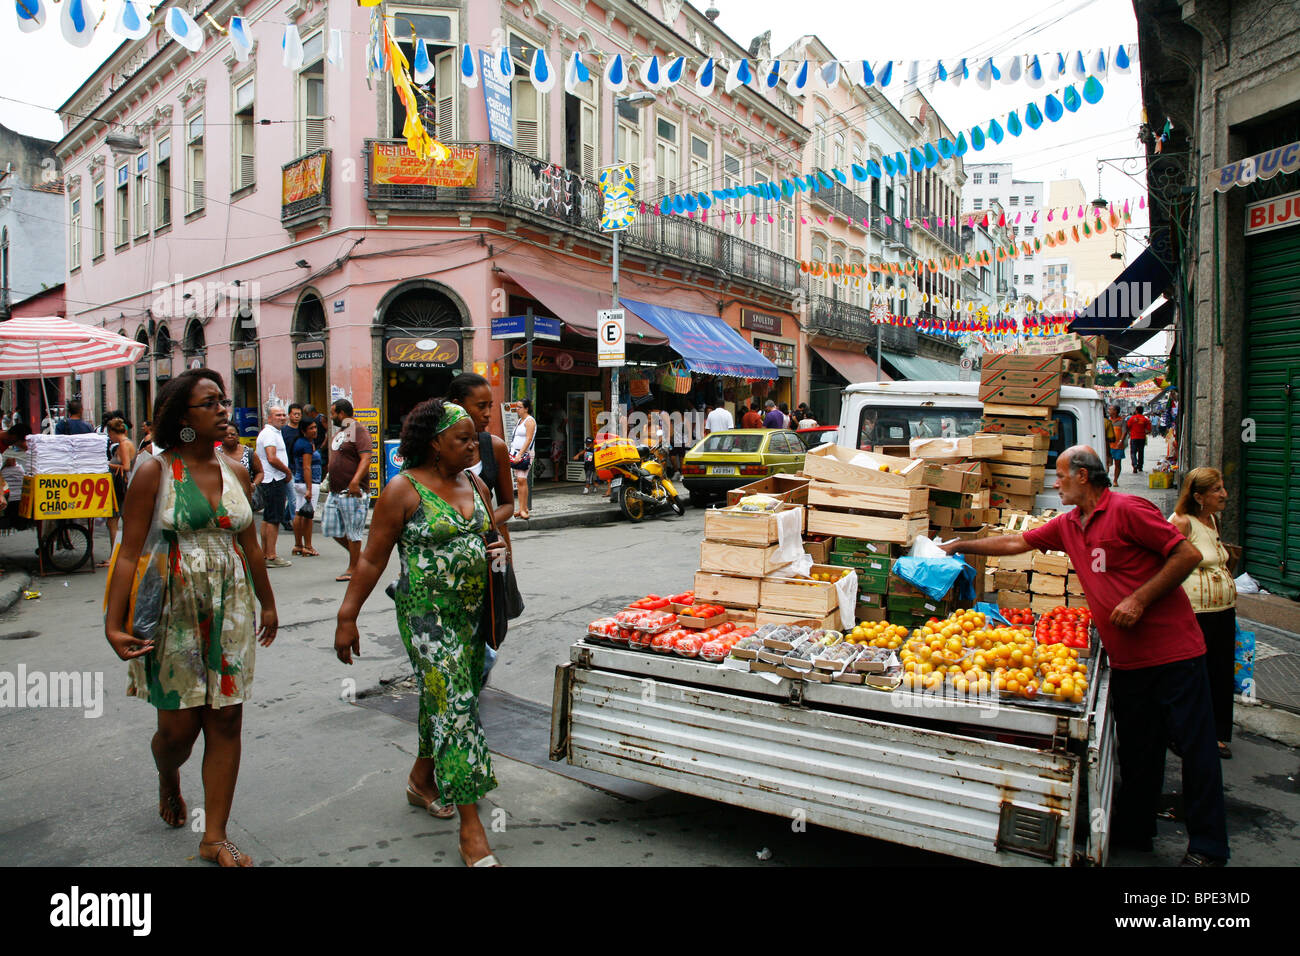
508,400 -> 536,519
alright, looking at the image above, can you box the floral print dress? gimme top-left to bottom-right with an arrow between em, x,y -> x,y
126,453 -> 257,710
393,472 -> 497,806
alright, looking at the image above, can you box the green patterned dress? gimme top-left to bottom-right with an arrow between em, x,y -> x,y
393,472 -> 497,806
125,452 -> 257,710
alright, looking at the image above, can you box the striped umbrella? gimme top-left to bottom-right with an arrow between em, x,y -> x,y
0,316 -> 147,380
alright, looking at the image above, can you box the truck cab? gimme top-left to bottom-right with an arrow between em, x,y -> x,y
836,381 -> 1107,512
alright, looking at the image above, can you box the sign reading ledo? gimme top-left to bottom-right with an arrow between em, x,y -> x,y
383,337 -> 462,368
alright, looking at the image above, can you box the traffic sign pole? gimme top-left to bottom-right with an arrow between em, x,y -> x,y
525,307 -> 535,408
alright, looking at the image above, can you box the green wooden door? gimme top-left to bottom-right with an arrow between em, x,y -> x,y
1243,225 -> 1300,597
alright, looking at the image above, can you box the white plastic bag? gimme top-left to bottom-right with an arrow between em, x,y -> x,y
909,534 -> 948,560
1234,572 -> 1267,595
833,569 -> 859,630
774,506 -> 804,566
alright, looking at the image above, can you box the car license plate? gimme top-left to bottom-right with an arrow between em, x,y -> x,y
710,465 -> 737,476
609,477 -> 622,489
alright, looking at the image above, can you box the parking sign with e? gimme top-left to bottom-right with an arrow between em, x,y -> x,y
597,309 -> 625,367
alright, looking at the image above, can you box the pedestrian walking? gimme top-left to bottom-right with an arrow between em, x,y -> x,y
1104,404 -> 1127,484
762,399 -> 784,429
103,368 -> 278,867
219,423 -> 261,485
446,373 -> 514,527
509,399 -> 536,520
255,405 -> 293,567
1170,468 -> 1238,759
942,445 -> 1228,867
291,418 -> 321,557
280,403 -> 303,532
741,400 -> 764,429
1127,405 -> 1153,473
321,399 -> 373,582
334,399 -> 505,867
99,417 -> 135,568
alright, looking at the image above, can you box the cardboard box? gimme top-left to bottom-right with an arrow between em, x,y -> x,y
856,591 -> 885,609
703,503 -> 803,546
928,505 -> 988,528
908,434 -> 1004,460
1021,333 -> 1095,359
725,474 -> 812,507
807,507 -> 929,544
802,535 -> 831,565
1066,572 -> 1086,596
699,540 -> 792,577
999,590 -> 1031,609
929,488 -> 992,509
832,536 -> 897,556
694,571 -> 762,608
888,594 -> 952,617
1032,551 -> 1071,576
855,606 -> 887,623
1032,572 -> 1066,596
983,402 -> 1054,419
980,353 -> 1065,375
1031,593 -> 1066,616
980,416 -> 1058,438
995,570 -> 1030,591
761,565 -> 845,617
992,474 -> 1042,497
978,380 -> 1062,407
807,480 -> 930,516
827,551 -> 892,574
920,460 -> 984,495
802,444 -> 924,488
989,490 -> 1038,512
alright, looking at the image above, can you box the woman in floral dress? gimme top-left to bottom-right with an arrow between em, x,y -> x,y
335,399 -> 506,867
104,369 -> 278,867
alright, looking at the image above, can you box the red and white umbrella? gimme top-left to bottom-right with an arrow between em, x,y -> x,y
0,316 -> 147,380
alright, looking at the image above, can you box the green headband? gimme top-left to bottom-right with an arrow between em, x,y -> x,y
437,402 -> 470,433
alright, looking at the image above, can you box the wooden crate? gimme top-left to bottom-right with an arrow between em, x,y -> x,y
802,444 -> 923,488
1032,572 -> 1066,596
725,474 -> 811,507
1066,572 -> 1086,596
693,571 -> 762,608
807,506 -> 929,544
989,447 -> 1049,466
994,570 -> 1030,591
755,608 -> 839,629
760,564 -> 846,617
802,535 -> 831,565
1032,551 -> 1071,576
999,589 -> 1031,609
699,540 -> 792,577
908,434 -> 1004,460
703,503 -> 802,546
919,460 -> 984,494
726,606 -> 758,624
1031,593 -> 1066,616
996,432 -> 1052,451
992,474 -> 1042,497
807,480 -> 930,515
989,461 -> 1045,481
983,402 -> 1054,419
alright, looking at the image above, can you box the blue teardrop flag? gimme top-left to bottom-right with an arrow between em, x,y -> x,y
851,163 -> 868,182
909,147 -> 926,173
924,142 -> 940,167
937,138 -> 954,159
1025,102 -> 1043,129
1063,85 -> 1081,112
1082,75 -> 1104,104
1007,111 -> 1023,137
461,45 -> 478,87
954,132 -> 968,156
971,126 -> 986,151
1044,94 -> 1063,122
987,118 -> 1004,144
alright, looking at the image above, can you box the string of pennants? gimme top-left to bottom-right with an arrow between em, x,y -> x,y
862,302 -> 1077,339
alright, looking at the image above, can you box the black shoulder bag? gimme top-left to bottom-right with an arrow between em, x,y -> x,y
468,471 -> 523,649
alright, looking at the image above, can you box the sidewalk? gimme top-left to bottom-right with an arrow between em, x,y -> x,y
504,478 -> 630,533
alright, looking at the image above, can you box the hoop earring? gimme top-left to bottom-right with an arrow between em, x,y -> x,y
179,426 -> 196,444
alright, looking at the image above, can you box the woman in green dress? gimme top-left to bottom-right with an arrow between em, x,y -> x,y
335,399 -> 506,867
104,369 -> 278,867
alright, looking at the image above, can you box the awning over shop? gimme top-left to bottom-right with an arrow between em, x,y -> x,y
811,344 -> 892,384
620,299 -> 779,380
501,270 -> 668,345
1101,299 -> 1176,359
1070,246 -> 1174,332
880,351 -> 962,381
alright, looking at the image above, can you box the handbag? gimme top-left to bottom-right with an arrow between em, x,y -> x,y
104,452 -> 175,643
468,471 -> 523,650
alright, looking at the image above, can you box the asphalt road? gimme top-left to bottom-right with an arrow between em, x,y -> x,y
0,508 -> 1296,868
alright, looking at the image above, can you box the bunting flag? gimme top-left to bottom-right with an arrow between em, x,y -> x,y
412,37 -> 433,84
459,43 -> 478,87
327,28 -> 344,69
164,7 -> 203,53
15,0 -> 46,33
227,16 -> 254,62
605,52 -> 627,92
113,0 -> 149,40
694,56 -> 715,96
282,24 -> 304,70
60,0 -> 97,47
530,47 -> 555,93
639,53 -> 661,90
564,51 -> 589,94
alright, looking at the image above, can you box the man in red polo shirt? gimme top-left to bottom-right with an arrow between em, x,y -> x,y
942,445 -> 1228,866
1127,405 -> 1153,473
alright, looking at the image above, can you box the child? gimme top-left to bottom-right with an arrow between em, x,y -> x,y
574,436 -> 597,494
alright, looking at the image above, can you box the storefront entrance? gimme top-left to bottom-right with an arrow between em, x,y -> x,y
293,291 -> 329,412
378,283 -> 466,440
231,311 -> 260,437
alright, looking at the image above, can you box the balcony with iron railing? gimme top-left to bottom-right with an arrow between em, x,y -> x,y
912,203 -> 960,252
809,182 -> 870,229
870,203 -> 895,242
361,140 -> 799,294
281,148 -> 333,229
805,292 -> 918,352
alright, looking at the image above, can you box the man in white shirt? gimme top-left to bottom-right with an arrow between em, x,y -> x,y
704,402 -> 734,435
256,406 -> 293,567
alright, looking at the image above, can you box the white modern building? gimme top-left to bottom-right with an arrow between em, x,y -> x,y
963,162 -> 1044,301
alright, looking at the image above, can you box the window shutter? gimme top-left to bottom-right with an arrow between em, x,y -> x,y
514,81 -> 539,157
241,154 -> 255,188
305,118 -> 326,153
435,50 -> 456,143
191,146 -> 205,211
580,101 -> 597,178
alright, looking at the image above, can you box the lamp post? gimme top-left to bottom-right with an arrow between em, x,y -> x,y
610,91 -> 656,436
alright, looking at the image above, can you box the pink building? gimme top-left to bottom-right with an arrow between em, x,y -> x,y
56,0 -> 806,473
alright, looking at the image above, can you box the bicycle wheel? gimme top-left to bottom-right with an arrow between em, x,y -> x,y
42,521 -> 92,573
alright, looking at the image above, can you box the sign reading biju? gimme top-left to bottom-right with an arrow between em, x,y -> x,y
20,474 -> 115,520
371,143 -> 478,188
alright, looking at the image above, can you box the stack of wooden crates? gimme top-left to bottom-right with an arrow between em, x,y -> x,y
977,352 -> 1062,513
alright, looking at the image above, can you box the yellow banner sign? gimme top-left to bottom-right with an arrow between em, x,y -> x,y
353,408 -> 382,498
282,152 -> 328,205
20,473 -> 116,520
371,143 -> 478,187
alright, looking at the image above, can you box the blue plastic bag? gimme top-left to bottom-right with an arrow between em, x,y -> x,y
1233,622 -> 1255,696
975,602 -> 1011,626
892,554 -> 977,603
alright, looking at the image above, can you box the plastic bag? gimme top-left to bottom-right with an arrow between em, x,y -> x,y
1234,572 -> 1267,595
892,554 -> 977,602
774,506 -> 804,567
103,453 -> 174,644
909,535 -> 949,560
1233,622 -> 1256,696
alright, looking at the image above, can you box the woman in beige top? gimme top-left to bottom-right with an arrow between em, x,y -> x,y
1170,467 -> 1237,758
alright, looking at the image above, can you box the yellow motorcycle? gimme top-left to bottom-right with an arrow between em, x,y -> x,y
595,436 -> 684,522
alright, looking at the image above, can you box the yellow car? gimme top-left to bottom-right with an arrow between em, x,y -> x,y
680,428 -> 807,505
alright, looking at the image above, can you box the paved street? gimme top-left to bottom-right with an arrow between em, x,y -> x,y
0,482 -> 1297,867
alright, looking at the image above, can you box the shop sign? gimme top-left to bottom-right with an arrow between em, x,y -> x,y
1244,189 -> 1300,236
353,407 -> 381,497
233,347 -> 258,375
490,314 -> 563,341
295,341 -> 326,369
1212,139 -> 1300,192
740,309 -> 783,336
384,336 -> 461,368
371,142 -> 479,188
481,49 -> 514,148
134,361 -> 150,382
155,357 -> 172,382
753,337 -> 796,368
513,345 -> 600,377
282,151 -> 328,205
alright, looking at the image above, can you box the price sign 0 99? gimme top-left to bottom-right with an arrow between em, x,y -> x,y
31,474 -> 116,519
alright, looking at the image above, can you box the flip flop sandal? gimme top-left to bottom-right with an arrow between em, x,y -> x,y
301,548 -> 320,557
199,839 -> 253,867
459,845 -> 503,867
406,784 -> 457,819
335,573 -> 352,582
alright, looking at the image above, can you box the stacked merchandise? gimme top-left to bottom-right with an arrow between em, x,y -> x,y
25,433 -> 110,474
983,512 -> 1088,614
976,352 -> 1062,514
1019,332 -> 1109,364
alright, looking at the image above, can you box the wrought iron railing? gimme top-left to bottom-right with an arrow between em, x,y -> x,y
806,293 -> 917,351
810,182 -> 870,226
912,202 -> 959,252
362,140 -> 798,292
281,149 -> 332,225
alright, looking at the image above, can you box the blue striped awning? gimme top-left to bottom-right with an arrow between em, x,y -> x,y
619,299 -> 779,380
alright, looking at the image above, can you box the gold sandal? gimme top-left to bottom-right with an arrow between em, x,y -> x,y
199,839 -> 254,867
406,784 -> 456,819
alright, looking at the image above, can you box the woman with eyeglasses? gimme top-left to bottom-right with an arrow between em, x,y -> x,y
103,369 -> 278,867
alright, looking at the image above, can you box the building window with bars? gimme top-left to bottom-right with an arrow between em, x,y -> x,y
510,32 -> 543,158
234,79 -> 256,191
689,133 -> 710,192
655,116 -> 679,198
186,114 -> 204,215
387,12 -> 456,142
